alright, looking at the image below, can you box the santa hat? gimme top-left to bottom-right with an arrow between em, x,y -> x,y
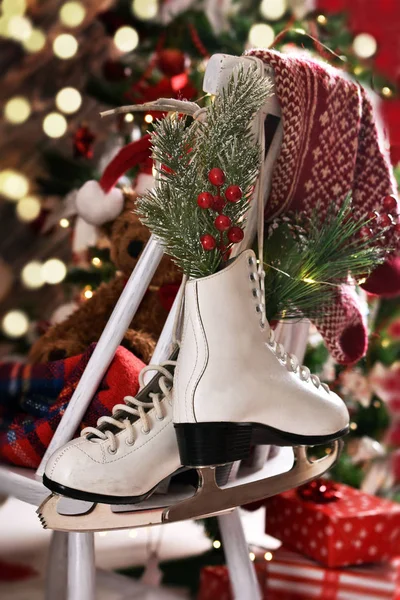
76,134 -> 153,226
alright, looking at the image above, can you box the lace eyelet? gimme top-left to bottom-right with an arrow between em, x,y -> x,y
300,367 -> 310,382
255,304 -> 262,313
156,415 -> 164,421
141,427 -> 150,435
125,438 -> 134,446
248,256 -> 256,266
322,382 -> 330,393
252,288 -> 259,298
108,446 -> 117,455
310,375 -> 320,388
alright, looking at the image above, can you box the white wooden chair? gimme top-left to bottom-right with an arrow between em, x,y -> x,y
0,54 -> 310,600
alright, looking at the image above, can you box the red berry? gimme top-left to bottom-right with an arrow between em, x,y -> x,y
379,213 -> 395,227
200,234 -> 216,251
394,223 -> 400,234
208,168 -> 225,186
359,226 -> 373,239
367,210 -> 379,221
225,185 -> 242,203
212,195 -> 226,212
227,226 -> 244,243
197,192 -> 213,209
214,214 -> 232,231
382,195 -> 398,213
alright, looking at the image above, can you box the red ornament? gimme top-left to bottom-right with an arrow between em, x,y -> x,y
212,195 -> 226,212
208,168 -> 225,187
157,49 -> 186,77
382,195 -> 398,213
214,215 -> 232,231
197,192 -> 213,209
359,226 -> 373,239
200,234 -> 216,251
227,226 -> 244,243
225,185 -> 242,203
73,125 -> 96,159
379,213 -> 395,227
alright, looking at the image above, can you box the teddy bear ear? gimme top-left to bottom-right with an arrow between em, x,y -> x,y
76,180 -> 124,226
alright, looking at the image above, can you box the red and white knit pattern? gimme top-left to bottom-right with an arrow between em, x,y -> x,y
246,49 -> 398,364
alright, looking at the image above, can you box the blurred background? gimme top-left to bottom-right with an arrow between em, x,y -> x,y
0,0 -> 399,598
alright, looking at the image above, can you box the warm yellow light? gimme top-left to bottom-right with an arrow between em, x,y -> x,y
91,257 -> 102,267
124,113 -> 134,123
316,14 -> 327,25
56,87 -> 82,114
373,400 -> 381,408
114,26 -> 139,53
53,33 -> 78,59
353,65 -> 364,76
59,218 -> 70,228
381,338 -> 390,348
0,169 -> 29,201
264,552 -> 273,561
357,277 -> 366,285
0,16 -> 11,37
2,0 -> 26,16
59,2 -> 86,27
144,113 -> 153,123
260,0 -> 287,21
353,33 -> 377,59
2,310 -> 29,338
349,422 -> 358,431
4,96 -> 31,124
84,287 -> 93,299
43,112 -> 68,138
303,277 -> 316,284
132,0 -> 158,20
16,196 -> 41,222
41,259 -> 67,285
248,23 -> 275,48
382,86 -> 393,98
8,15 -> 32,41
21,261 -> 44,289
249,552 -> 256,561
212,540 -> 221,549
23,28 -> 46,52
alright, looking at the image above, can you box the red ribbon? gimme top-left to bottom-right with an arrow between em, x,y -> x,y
297,479 -> 342,504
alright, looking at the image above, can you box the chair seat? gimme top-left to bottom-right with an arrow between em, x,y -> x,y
0,464 -> 48,506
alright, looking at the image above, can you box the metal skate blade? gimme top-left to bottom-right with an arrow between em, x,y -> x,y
111,484 -> 195,513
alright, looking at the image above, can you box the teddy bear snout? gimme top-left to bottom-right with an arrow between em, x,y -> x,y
127,240 -> 144,258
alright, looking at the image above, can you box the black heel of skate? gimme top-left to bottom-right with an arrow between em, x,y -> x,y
175,423 -> 253,467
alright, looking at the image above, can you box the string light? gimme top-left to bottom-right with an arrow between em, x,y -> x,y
381,86 -> 393,98
56,87 -> 82,114
83,285 -> 93,299
2,310 -> 29,338
264,552 -> 273,561
21,261 -> 44,289
144,113 -> 153,123
16,196 -> 41,222
132,0 -> 158,20
59,218 -> 70,228
349,422 -> 358,431
248,23 -> 275,48
249,552 -> 256,561
373,400 -> 381,408
302,277 -> 316,284
7,15 -> 32,41
124,113 -> 134,123
0,169 -> 29,201
114,26 -> 139,53
41,259 -> 67,285
2,0 -> 26,16
53,33 -> 78,59
381,338 -> 390,348
43,112 -> 67,138
23,28 -> 46,52
91,257 -> 102,267
260,0 -> 287,21
316,14 -> 327,25
4,96 -> 31,124
212,540 -> 221,549
59,2 -> 86,28
353,33 -> 377,59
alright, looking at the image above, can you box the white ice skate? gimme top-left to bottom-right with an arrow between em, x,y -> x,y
38,53 -> 348,533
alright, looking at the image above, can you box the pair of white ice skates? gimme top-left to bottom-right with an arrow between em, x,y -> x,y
38,54 -> 349,532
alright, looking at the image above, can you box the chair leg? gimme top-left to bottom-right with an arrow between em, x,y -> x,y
45,531 -> 68,600
218,510 -> 261,600
67,532 -> 95,600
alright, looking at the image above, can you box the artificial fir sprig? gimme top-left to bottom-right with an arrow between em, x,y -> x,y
264,196 -> 391,322
137,65 -> 273,277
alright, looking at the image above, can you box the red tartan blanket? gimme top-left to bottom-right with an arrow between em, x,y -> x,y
0,344 -> 144,468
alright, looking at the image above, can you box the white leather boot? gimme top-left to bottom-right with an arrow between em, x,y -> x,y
173,249 -> 349,467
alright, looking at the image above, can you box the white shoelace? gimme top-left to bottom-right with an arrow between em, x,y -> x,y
81,361 -> 175,453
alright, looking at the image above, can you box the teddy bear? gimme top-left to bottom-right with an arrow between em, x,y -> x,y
29,136 -> 181,365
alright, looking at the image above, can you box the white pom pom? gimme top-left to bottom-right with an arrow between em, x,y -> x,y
76,180 -> 124,226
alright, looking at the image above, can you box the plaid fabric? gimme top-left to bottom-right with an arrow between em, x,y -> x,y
0,344 -> 144,468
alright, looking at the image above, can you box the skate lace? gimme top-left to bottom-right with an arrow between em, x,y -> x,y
81,361 -> 175,454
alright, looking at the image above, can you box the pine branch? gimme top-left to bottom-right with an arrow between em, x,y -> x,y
137,65 -> 273,277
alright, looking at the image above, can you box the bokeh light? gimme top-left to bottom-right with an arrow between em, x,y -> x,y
353,33 -> 377,59
56,87 -> 82,114
59,1 -> 86,27
4,97 -> 31,124
114,26 -> 139,53
248,23 -> 275,47
16,196 -> 41,222
43,112 -> 68,138
0,169 -> 29,201
2,310 -> 29,338
23,28 -> 46,53
53,33 -> 78,59
41,259 -> 67,284
21,261 -> 44,289
132,0 -> 158,20
260,0 -> 287,21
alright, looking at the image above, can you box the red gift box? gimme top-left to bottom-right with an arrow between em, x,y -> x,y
198,548 -> 400,600
265,483 -> 400,567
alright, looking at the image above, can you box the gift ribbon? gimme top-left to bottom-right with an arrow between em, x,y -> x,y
297,478 -> 342,503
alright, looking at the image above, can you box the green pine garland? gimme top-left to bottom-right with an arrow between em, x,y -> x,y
137,64 -> 273,278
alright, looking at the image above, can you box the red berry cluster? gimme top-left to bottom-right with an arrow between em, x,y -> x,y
360,195 -> 400,241
198,168 -> 245,252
